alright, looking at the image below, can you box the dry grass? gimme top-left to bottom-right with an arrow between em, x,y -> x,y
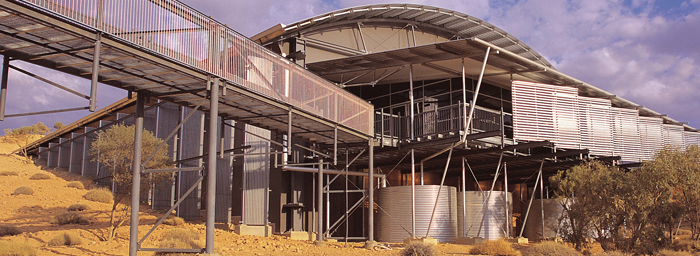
67,203 -> 90,212
12,186 -> 33,196
672,240 -> 700,253
656,249 -> 695,256
162,216 -> 185,226
0,170 -> 18,176
48,231 -> 82,246
469,239 -> 520,256
522,241 -> 581,256
401,242 -> 437,256
65,181 -> 84,189
52,212 -> 89,225
154,228 -> 202,255
594,251 -> 632,256
28,173 -> 51,180
0,240 -> 36,256
0,225 -> 21,237
83,188 -> 113,203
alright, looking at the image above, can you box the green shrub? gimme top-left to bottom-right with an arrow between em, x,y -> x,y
656,249 -> 695,256
522,241 -> 581,256
12,186 -> 33,196
52,212 -> 89,225
162,216 -> 185,226
0,225 -> 21,237
83,188 -> 113,203
48,232 -> 82,246
154,229 -> 201,255
401,242 -> 437,256
66,181 -> 84,189
28,173 -> 50,180
67,204 -> 90,212
469,239 -> 520,256
0,240 -> 36,256
0,170 -> 18,176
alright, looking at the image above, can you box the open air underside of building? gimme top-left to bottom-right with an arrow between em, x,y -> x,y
2,1 -> 698,253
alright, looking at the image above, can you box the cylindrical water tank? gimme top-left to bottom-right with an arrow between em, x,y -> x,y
376,185 -> 457,243
456,191 -> 512,240
522,199 -> 565,240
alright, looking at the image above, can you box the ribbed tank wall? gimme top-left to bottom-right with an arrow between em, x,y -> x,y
456,191 -> 512,240
377,185 -> 457,243
522,199 -> 565,240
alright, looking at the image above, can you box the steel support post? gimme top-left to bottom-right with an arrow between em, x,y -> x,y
504,163 -> 509,237
317,158 -> 324,242
368,139 -> 375,242
288,107 -> 292,156
465,47 -> 491,146
540,163 -> 545,239
461,58 -> 466,141
461,157 -> 467,237
89,33 -> 101,112
410,148 -> 416,237
205,78 -> 219,254
0,56 -> 9,121
129,93 -> 145,256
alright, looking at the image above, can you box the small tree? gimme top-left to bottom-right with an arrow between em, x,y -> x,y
53,121 -> 64,130
4,122 -> 50,159
90,124 -> 172,241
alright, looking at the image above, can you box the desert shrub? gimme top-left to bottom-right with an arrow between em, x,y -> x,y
84,188 -> 113,203
0,170 -> 18,176
12,186 -> 33,196
522,241 -> 581,256
469,239 -> 520,256
656,249 -> 695,256
52,212 -> 89,225
28,173 -> 50,180
154,228 -> 201,255
162,216 -> 185,226
401,242 -> 437,256
0,225 -> 21,237
48,232 -> 82,246
66,181 -> 84,189
0,240 -> 36,256
67,204 -> 90,212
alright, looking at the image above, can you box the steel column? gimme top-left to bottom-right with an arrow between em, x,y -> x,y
129,93 -> 145,256
461,156 -> 467,237
368,139 -> 374,242
465,47 -> 491,146
0,56 -> 9,121
317,158 -> 324,242
205,78 -> 219,254
410,148 -> 416,237
89,33 -> 101,112
504,163 -> 509,237
540,163 -> 545,239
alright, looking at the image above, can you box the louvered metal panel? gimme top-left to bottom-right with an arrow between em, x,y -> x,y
242,124 -> 271,225
82,127 -> 99,177
684,131 -> 700,149
579,97 -> 613,156
152,102 -> 181,210
611,108 -> 641,162
638,117 -> 664,161
511,81 -> 580,149
177,109 -> 204,220
68,133 -> 84,174
662,124 -> 685,149
215,119 -> 234,223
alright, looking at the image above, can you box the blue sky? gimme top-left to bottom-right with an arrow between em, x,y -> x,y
1,0 -> 699,133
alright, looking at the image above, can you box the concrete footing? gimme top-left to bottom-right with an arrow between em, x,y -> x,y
505,237 -> 529,244
404,236 -> 438,245
364,240 -> 377,249
455,237 -> 485,245
282,231 -> 315,241
234,224 -> 273,237
313,240 -> 326,247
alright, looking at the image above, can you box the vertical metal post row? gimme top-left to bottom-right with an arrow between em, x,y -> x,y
0,56 -> 9,121
89,33 -> 102,112
317,158 -> 324,242
205,78 -> 219,254
129,93 -> 145,256
368,139 -> 374,242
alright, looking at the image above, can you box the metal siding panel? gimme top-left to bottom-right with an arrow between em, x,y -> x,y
48,142 -> 59,167
638,117 -> 663,161
178,108 -> 204,220
82,127 -> 99,177
152,102 -> 180,210
216,119 -> 234,223
69,133 -> 84,174
662,124 -> 685,149
579,97 -> 613,156
242,124 -> 271,225
95,121 -> 114,187
38,146 -> 48,160
58,138 -> 70,168
611,108 -> 641,162
684,131 -> 700,149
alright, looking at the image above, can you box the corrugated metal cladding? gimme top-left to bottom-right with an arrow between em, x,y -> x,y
612,108 -> 641,162
457,191 -> 512,240
511,81 -> 580,150
58,138 -> 70,168
48,142 -> 58,167
579,97 -> 613,156
242,124 -> 271,225
521,199 -> 564,240
663,124 -> 686,149
639,117 -> 664,161
152,102 -> 181,210
38,147 -> 47,160
377,186 -> 458,243
82,127 -> 99,177
69,133 -> 84,174
178,109 -> 204,221
215,119 -> 234,223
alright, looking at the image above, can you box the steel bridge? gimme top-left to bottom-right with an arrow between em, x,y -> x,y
0,0 -> 374,254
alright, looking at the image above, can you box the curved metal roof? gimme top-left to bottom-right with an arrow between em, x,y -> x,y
280,4 -> 554,69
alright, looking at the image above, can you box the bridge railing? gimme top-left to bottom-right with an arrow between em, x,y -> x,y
21,0 -> 373,136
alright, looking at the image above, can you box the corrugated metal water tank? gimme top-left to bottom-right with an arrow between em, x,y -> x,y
377,185 -> 457,243
456,191 -> 512,240
522,199 -> 565,240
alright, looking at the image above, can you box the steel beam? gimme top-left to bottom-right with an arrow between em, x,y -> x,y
129,92 -> 145,256
205,78 -> 219,254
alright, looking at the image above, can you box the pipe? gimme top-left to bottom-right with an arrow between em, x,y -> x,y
89,33 -> 101,112
411,148 -> 416,237
317,159 -> 324,242
368,139 -> 375,242
205,78 -> 219,254
0,56 -> 8,121
282,166 -> 385,178
129,92 -> 144,256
